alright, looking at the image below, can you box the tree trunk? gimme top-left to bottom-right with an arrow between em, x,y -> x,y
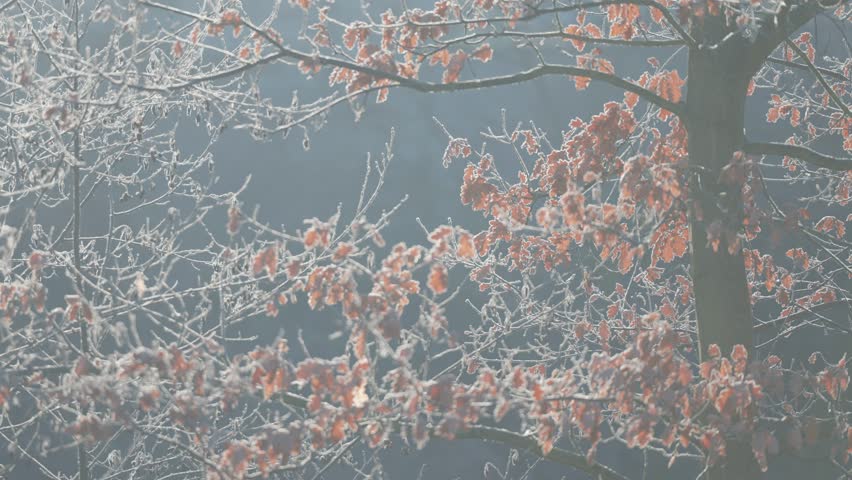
686,21 -> 760,480
686,46 -> 754,362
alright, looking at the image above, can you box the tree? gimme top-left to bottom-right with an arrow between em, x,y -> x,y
0,0 -> 849,479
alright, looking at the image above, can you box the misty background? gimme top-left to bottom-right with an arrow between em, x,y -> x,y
6,0 -> 850,478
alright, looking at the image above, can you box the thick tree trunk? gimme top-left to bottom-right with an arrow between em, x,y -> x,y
686,47 -> 754,361
686,22 -> 760,480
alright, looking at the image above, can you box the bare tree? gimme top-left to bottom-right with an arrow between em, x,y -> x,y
0,1 -> 850,480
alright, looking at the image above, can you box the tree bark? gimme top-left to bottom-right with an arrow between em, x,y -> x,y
686,19 -> 759,480
686,45 -> 754,362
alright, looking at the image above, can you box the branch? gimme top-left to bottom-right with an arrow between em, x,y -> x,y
754,300 -> 852,333
448,29 -> 684,48
506,0 -> 700,49
5,374 -> 624,480
766,57 -> 848,82
272,392 -> 627,480
388,63 -> 684,116
743,141 -> 852,170
139,1 -> 685,119
371,0 -> 696,48
1,365 -> 72,376
458,426 -> 630,480
0,0 -> 16,14
638,0 -> 698,50
743,0 -> 824,75
125,420 -> 232,479
784,38 -> 852,117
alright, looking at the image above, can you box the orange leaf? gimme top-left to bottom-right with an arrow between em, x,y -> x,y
442,50 -> 467,83
598,319 -> 611,345
253,246 -> 278,280
564,25 -> 586,51
607,303 -> 618,319
427,264 -> 448,295
471,43 -> 493,63
456,232 -> 476,259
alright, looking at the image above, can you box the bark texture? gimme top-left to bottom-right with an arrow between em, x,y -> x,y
686,33 -> 754,364
686,15 -> 758,480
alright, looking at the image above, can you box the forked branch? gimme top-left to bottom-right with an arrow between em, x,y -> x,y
139,1 -> 686,119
